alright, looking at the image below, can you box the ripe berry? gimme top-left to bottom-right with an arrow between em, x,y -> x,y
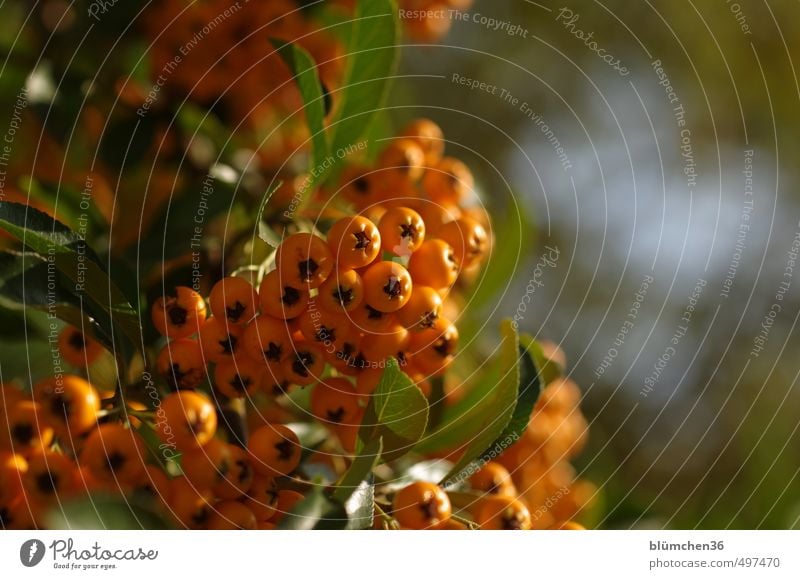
411,201 -> 460,236
392,481 -> 451,529
33,375 -> 100,438
151,286 -> 207,339
318,269 -> 364,313
396,285 -> 443,331
180,438 -> 231,489
422,157 -> 474,206
214,357 -> 264,398
469,462 -> 516,496
168,477 -> 215,529
362,261 -> 413,313
378,207 -> 426,257
208,500 -> 257,530
243,475 -> 279,521
297,308 -> 353,350
269,489 -> 305,523
472,495 -> 532,530
209,276 -> 258,325
350,301 -> 396,334
248,423 -> 301,477
409,316 -> 458,376
339,166 -> 378,208
280,342 -> 325,386
275,232 -> 334,289
242,314 -> 292,367
214,444 -> 254,500
58,326 -> 103,366
378,138 -> 426,184
158,391 -> 217,451
436,217 -> 488,269
156,339 -> 206,390
132,464 -> 170,504
310,378 -> 362,427
0,451 -> 27,506
80,423 -> 145,484
326,215 -> 381,269
198,316 -> 243,364
258,269 -> 309,319
407,239 -> 459,291
24,450 -> 78,503
399,118 -> 445,165
0,401 -> 53,453
360,323 -> 410,364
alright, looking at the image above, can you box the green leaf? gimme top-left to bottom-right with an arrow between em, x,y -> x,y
45,495 -> 171,530
333,437 -> 382,503
256,180 -> 283,248
527,337 -> 563,385
0,202 -> 141,349
441,319 -> 520,483
270,39 -> 329,187
344,478 -> 375,529
461,334 -> 543,472
467,202 -> 535,315
329,0 -> 399,158
277,487 -> 349,530
0,250 -> 114,351
358,358 -> 429,462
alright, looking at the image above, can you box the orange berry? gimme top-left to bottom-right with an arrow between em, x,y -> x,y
422,157 -> 474,205
0,401 -> 54,453
280,342 -> 325,386
360,323 -> 410,364
241,314 -> 292,366
399,118 -> 445,165
168,477 -> 215,529
407,239 -> 459,291
339,166 -> 379,208
469,462 -> 516,496
378,138 -> 426,183
411,201 -> 460,236
392,481 -> 451,529
158,391 -> 217,451
58,326 -> 103,366
209,276 -> 258,325
213,444 -> 254,500
156,339 -> 206,390
396,285 -> 443,331
275,233 -> 334,289
80,423 -> 145,484
258,269 -> 309,319
213,357 -> 263,398
326,215 -> 381,269
151,286 -> 207,339
310,378 -> 362,427
248,424 -> 300,477
472,496 -> 531,530
269,489 -> 305,523
409,316 -> 458,376
24,450 -> 78,503
318,269 -> 365,313
378,207 -> 426,257
208,500 -> 257,530
198,316 -> 243,364
180,438 -> 231,489
243,475 -> 279,521
435,217 -> 488,269
33,375 -> 99,438
362,261 -> 413,313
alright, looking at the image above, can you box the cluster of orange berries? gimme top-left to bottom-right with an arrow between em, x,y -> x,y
386,346 -> 592,530
139,0 -> 343,134
496,345 -> 595,529
0,374 -> 306,529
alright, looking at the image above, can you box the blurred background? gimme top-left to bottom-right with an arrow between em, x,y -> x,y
1,0 -> 798,529
395,0 -> 800,528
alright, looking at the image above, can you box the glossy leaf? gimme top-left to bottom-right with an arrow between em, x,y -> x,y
358,358 -> 429,462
